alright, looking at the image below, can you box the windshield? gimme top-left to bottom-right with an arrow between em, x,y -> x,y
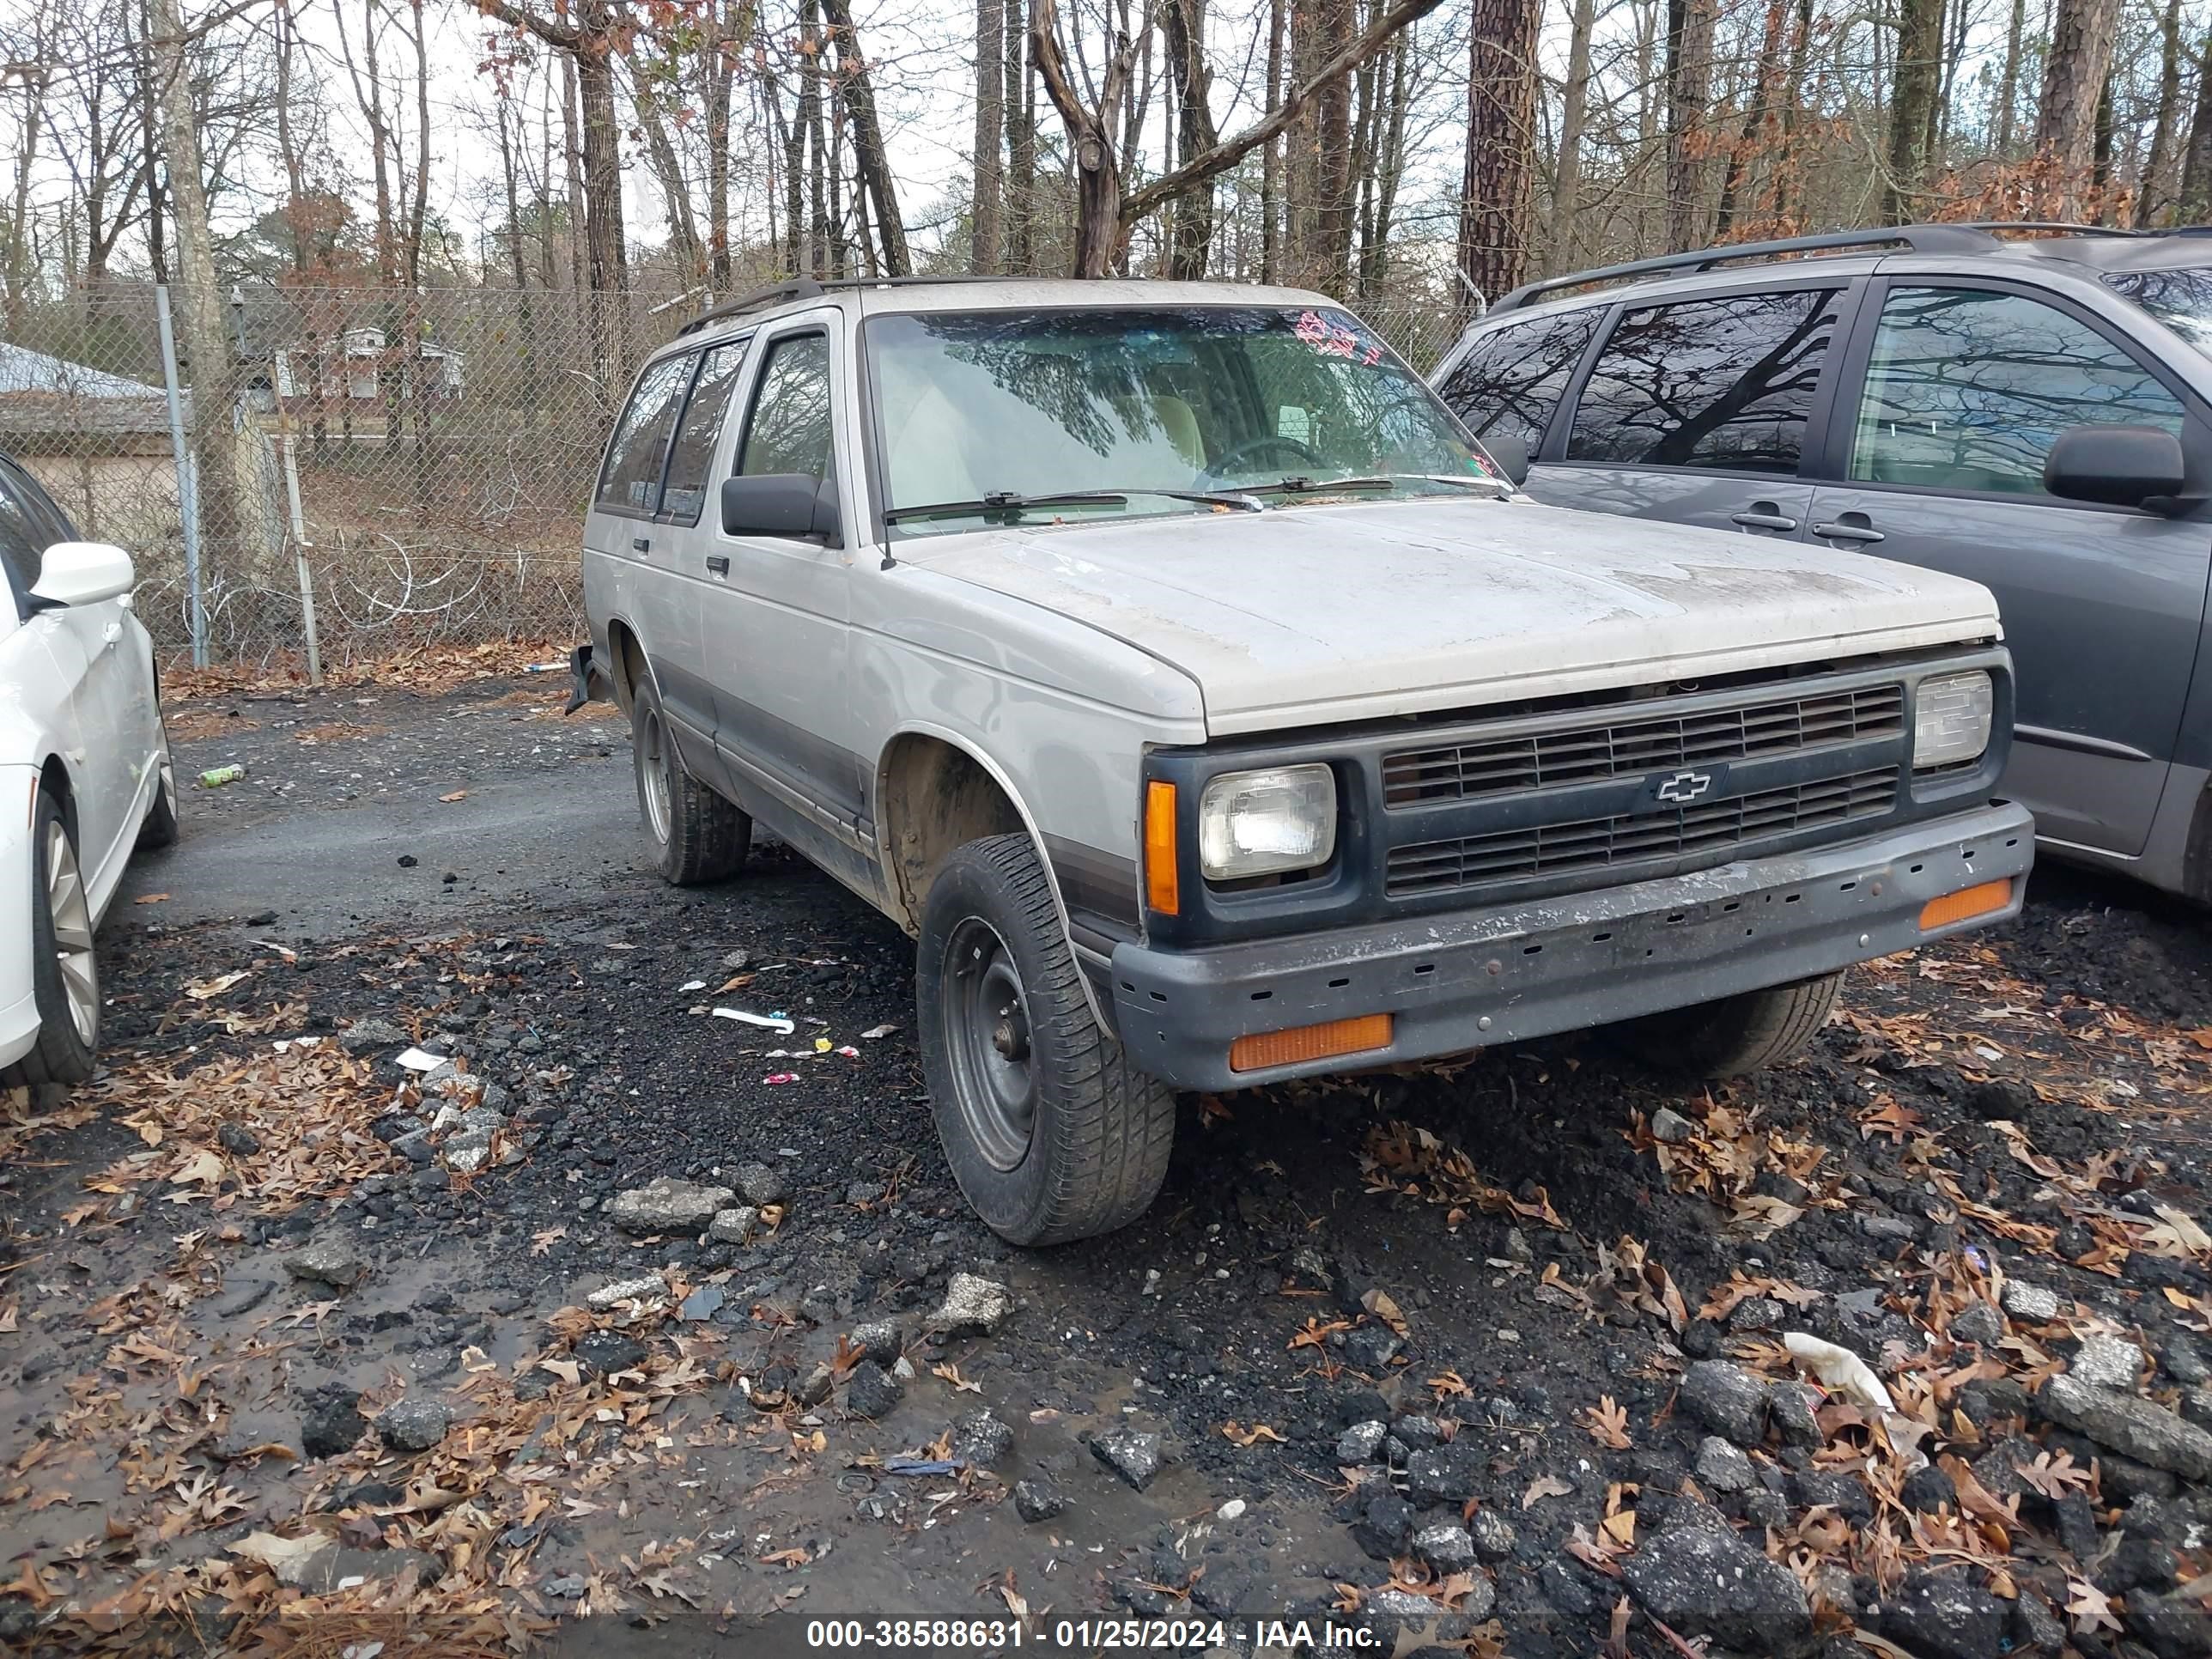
2105,266 -> 2212,352
864,305 -> 1496,534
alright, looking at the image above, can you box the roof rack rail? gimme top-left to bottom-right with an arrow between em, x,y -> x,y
675,273 -> 1049,336
1488,221 -> 2135,313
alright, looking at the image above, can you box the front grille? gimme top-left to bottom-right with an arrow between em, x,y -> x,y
1384,768 -> 1898,896
1382,684 -> 1905,807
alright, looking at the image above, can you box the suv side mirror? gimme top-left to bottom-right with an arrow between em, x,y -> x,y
1479,431 -> 1531,488
28,541 -> 135,611
2045,425 -> 2188,509
721,473 -> 842,545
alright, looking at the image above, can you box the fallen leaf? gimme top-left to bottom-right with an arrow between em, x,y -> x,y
932,1363 -> 982,1395
1522,1474 -> 1575,1509
531,1226 -> 567,1256
134,893 -> 170,905
439,790 -> 468,803
2067,1578 -> 2124,1637
761,1546 -> 811,1568
183,971 -> 250,1000
231,1531 -> 329,1574
1221,1421 -> 1287,1448
1360,1288 -> 1410,1336
1580,1396 -> 1632,1450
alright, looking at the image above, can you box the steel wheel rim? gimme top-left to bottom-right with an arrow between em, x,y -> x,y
942,917 -> 1036,1172
45,821 -> 96,1045
640,707 -> 672,844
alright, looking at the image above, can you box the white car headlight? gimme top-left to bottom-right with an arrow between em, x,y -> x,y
1198,764 -> 1337,880
1914,672 -> 1993,769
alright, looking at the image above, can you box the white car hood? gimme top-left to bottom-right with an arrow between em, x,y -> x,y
902,497 -> 2002,734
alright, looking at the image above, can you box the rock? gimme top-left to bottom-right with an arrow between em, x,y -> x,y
2160,1335 -> 2209,1386
214,1277 -> 276,1320
1013,1479 -> 1066,1522
605,1178 -> 736,1236
337,1017 -> 406,1054
1091,1427 -> 1164,1492
1622,1513 -> 1814,1655
733,1162 -> 788,1206
950,1410 -> 1013,1467
1402,1443 -> 1484,1507
2099,1534 -> 2179,1595
301,1394 -> 367,1459
1766,1382 -> 1823,1448
2070,1334 -> 2144,1393
1352,1487 -> 1414,1559
929,1273 -> 1012,1334
2002,1280 -> 2062,1323
708,1206 -> 758,1244
1878,1568 -> 2007,1659
443,1136 -> 493,1175
1334,1420 -> 1388,1465
284,1237 -> 366,1290
2009,1591 -> 2067,1657
1948,1301 -> 2004,1346
1791,1470 -> 1873,1526
1901,1463 -> 1959,1514
1360,1586 -> 1479,1646
1392,1413 -> 1444,1449
263,1538 -> 440,1594
2038,1374 -> 2212,1480
1694,1436 -> 1755,1493
391,1127 -> 436,1167
586,1273 -> 666,1310
678,1284 -> 724,1322
1343,1325 -> 1402,1370
1679,1360 -> 1770,1446
572,1330 -> 647,1376
848,1319 -> 903,1365
1650,1107 -> 1697,1144
1216,1498 -> 1246,1522
2131,1589 -> 2212,1659
845,1365 -> 904,1419
217,1121 -> 261,1157
1413,1522 -> 1476,1575
377,1398 -> 449,1453
1729,1296 -> 1785,1332
1967,1078 -> 2036,1121
1470,1509 -> 1517,1560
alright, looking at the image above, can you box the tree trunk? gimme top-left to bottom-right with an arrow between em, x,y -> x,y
974,0 -> 1004,270
1714,0 -> 1787,238
1006,0 -> 1036,273
1461,0 -> 1540,307
1310,0 -> 1354,293
559,53 -> 586,294
2181,33 -> 2212,222
1547,0 -> 1596,271
1359,27 -> 1407,298
2138,0 -> 2185,227
800,0 -> 826,276
1164,0 -> 1216,279
1881,0 -> 1943,223
1765,0 -> 1815,228
707,0 -> 735,291
2092,69 -> 2115,211
1664,0 -> 1716,251
2035,0 -> 2123,216
820,0 -> 910,275
634,68 -> 707,287
1995,0 -> 2027,158
1261,0 -> 1283,282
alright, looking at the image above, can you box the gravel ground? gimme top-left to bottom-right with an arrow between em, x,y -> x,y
3,666 -> 2212,1658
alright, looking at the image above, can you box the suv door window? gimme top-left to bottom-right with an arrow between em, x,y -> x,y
1851,286 -> 2186,495
737,333 -> 833,482
659,340 -> 750,523
1436,308 -> 1603,454
597,352 -> 697,514
1566,288 -> 1842,472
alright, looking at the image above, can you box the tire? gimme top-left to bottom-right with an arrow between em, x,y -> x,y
918,833 -> 1176,1246
3,792 -> 99,1089
137,718 -> 179,851
629,677 -> 749,886
1620,969 -> 1844,1080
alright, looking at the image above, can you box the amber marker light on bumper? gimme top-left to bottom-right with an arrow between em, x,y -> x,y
1145,781 -> 1180,915
1229,1013 -> 1395,1073
1919,878 -> 2013,931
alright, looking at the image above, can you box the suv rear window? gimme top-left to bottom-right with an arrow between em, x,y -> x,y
1436,308 -> 1602,455
598,353 -> 697,514
2105,267 -> 2212,351
1565,289 -> 1842,473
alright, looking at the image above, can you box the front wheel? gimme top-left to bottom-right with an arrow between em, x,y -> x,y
1618,970 -> 1844,1080
629,678 -> 749,886
918,834 -> 1176,1246
3,792 -> 99,1088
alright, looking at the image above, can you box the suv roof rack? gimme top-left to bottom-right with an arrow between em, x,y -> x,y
676,273 -> 1042,336
1489,221 -> 2148,314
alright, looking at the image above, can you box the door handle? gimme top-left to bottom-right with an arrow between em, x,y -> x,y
1812,516 -> 1885,544
631,535 -> 652,552
705,555 -> 731,575
1730,508 -> 1799,531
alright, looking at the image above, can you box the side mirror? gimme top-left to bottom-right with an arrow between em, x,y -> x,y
2045,424 -> 2188,509
720,473 -> 842,546
1479,431 -> 1531,488
28,541 -> 135,611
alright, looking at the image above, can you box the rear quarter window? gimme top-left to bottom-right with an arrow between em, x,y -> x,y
596,354 -> 698,514
1435,308 -> 1603,455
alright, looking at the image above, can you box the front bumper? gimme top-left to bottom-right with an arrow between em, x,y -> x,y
1109,799 -> 2033,1091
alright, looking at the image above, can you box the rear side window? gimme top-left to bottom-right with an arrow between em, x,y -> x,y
597,353 -> 697,514
738,334 -> 834,483
659,340 -> 750,523
1436,308 -> 1602,454
0,458 -> 69,599
1566,289 -> 1842,473
1852,286 -> 2187,495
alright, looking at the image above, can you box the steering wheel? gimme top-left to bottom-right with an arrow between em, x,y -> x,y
1206,434 -> 1321,477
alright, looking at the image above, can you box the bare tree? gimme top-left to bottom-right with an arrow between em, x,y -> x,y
1460,0 -> 1539,307
1881,0 -> 1942,222
1663,0 -> 1715,249
2035,0 -> 2124,214
2137,0 -> 2187,226
974,0 -> 1004,270
819,0 -> 909,274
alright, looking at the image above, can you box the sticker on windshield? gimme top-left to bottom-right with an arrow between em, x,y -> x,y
1294,309 -> 1384,367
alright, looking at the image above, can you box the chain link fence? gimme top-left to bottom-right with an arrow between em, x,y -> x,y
1,282 -> 1463,671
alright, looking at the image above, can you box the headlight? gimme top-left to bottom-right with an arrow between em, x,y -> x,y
1914,672 -> 1993,769
1198,764 -> 1337,880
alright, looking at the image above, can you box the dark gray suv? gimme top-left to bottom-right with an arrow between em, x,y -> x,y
1431,222 -> 2212,900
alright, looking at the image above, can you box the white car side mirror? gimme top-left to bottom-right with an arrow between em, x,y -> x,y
29,541 -> 136,610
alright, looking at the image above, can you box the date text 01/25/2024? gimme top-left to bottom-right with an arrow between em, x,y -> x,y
802,1618 -> 1388,1652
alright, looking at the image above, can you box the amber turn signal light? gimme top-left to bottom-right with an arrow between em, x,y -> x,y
1229,1013 -> 1394,1074
1145,781 -> 1180,915
1918,878 -> 2013,931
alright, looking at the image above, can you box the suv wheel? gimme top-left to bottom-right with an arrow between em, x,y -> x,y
918,833 -> 1176,1246
1620,969 -> 1844,1079
629,678 -> 749,885
4,791 -> 99,1088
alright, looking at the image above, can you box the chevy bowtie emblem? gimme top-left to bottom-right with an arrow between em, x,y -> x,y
1654,769 -> 1715,804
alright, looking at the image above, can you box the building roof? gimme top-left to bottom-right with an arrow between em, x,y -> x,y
0,341 -> 185,440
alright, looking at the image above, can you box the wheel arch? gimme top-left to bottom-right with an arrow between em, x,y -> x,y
599,616 -> 653,717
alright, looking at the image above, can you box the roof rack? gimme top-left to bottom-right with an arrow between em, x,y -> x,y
1489,221 -> 2144,313
676,273 -> 1046,335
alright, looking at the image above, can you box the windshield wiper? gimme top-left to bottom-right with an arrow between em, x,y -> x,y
1255,475 -> 1399,494
883,486 -> 1261,524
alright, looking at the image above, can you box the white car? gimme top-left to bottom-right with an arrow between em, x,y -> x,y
0,451 -> 175,1088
